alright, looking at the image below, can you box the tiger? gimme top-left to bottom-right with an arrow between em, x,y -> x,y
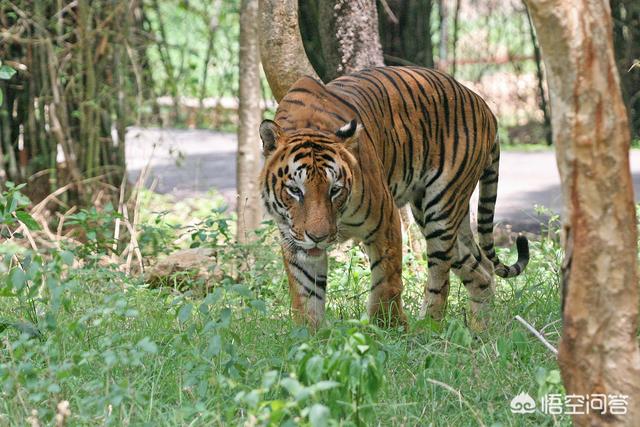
259,66 -> 529,330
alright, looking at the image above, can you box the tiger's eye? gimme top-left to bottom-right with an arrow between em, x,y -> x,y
286,186 -> 303,200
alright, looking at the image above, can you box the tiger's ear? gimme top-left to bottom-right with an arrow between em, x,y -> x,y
336,119 -> 362,147
259,119 -> 283,156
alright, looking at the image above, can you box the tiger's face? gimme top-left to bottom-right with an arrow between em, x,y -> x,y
259,119 -> 360,256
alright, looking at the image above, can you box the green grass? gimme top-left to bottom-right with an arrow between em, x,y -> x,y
1,191 -> 574,426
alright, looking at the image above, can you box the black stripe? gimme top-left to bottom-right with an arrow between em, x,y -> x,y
364,208 -> 385,243
289,261 -> 327,290
370,258 -> 383,270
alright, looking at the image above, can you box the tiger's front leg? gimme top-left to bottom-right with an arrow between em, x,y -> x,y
364,208 -> 408,328
282,248 -> 328,330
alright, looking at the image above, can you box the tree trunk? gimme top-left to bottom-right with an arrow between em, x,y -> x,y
377,0 -> 435,68
318,0 -> 385,80
451,0 -> 461,77
524,5 -> 552,146
525,0 -> 640,424
437,0 -> 448,71
611,0 -> 640,140
236,0 -> 262,243
257,0 -> 319,102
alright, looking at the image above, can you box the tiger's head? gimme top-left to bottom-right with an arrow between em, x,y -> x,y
259,119 -> 361,257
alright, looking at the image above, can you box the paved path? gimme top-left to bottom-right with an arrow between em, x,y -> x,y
126,127 -> 640,232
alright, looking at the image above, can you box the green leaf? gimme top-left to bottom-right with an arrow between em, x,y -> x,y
280,377 -> 309,401
366,364 -> 382,394
308,403 -> 330,427
262,370 -> 279,389
137,337 -> 158,354
177,303 -> 193,323
0,65 -> 16,80
198,302 -> 210,315
203,287 -> 223,305
0,286 -> 16,297
206,334 -> 221,356
356,344 -> 370,354
59,250 -> 74,266
304,355 -> 324,383
309,380 -> 339,393
8,320 -> 41,338
231,284 -> 252,298
219,307 -> 232,326
249,299 -> 266,313
47,383 -> 61,393
496,337 -> 511,357
547,369 -> 562,384
15,211 -> 41,231
10,268 -> 26,289
535,367 -> 548,386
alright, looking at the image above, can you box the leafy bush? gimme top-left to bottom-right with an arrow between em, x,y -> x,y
236,320 -> 386,426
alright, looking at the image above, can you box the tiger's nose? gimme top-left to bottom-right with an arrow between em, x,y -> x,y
307,231 -> 329,243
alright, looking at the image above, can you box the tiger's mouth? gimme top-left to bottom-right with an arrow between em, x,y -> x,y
287,231 -> 336,257
305,247 -> 324,257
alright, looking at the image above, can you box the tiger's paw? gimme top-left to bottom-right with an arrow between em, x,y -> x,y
467,306 -> 491,333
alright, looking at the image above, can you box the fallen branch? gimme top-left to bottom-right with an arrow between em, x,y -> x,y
514,315 -> 558,355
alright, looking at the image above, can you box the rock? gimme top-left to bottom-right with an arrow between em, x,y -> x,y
145,247 -> 222,291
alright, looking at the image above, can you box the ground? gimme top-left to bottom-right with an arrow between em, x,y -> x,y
125,127 -> 640,233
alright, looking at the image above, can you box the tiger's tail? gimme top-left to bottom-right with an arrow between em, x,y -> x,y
477,141 -> 529,278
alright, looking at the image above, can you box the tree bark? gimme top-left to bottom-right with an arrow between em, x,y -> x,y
524,5 -> 552,145
377,0 -> 435,68
236,0 -> 262,243
525,0 -> 640,424
257,0 -> 319,102
437,0 -> 448,71
318,0 -> 385,80
451,0 -> 461,77
611,0 -> 640,140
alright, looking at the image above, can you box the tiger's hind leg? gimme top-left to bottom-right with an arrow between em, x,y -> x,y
451,211 -> 495,330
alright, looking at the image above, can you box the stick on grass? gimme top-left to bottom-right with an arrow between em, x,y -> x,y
514,315 -> 558,355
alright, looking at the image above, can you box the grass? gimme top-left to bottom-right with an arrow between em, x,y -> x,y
0,189 -> 577,426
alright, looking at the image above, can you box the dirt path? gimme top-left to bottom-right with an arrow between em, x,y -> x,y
126,127 -> 640,232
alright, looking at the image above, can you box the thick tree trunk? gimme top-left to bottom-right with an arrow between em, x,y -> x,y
318,0 -> 385,80
437,0 -> 448,71
525,6 -> 552,146
257,0 -> 319,102
525,0 -> 640,424
236,0 -> 262,243
611,0 -> 640,140
377,0 -> 434,68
